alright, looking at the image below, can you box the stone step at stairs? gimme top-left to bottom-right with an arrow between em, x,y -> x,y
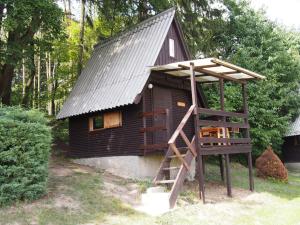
135,186 -> 172,216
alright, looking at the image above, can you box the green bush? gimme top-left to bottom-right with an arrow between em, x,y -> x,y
0,107 -> 52,206
50,117 -> 69,144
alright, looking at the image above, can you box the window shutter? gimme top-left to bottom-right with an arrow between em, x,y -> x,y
104,112 -> 122,128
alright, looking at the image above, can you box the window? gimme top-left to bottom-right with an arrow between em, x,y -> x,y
89,111 -> 122,131
93,115 -> 104,129
169,38 -> 175,57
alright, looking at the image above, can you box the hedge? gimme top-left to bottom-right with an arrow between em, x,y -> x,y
0,107 -> 52,206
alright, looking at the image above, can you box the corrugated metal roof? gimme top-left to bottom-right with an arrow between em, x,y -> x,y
57,8 -> 175,119
286,116 -> 300,137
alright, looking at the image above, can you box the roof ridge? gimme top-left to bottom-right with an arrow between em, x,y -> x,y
93,7 -> 175,49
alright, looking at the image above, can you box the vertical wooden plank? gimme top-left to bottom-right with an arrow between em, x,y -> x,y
242,83 -> 254,191
165,109 -> 171,181
142,94 -> 147,155
242,83 -> 250,137
219,154 -> 225,182
190,62 -> 205,203
248,152 -> 254,191
225,154 -> 232,197
219,78 -> 229,191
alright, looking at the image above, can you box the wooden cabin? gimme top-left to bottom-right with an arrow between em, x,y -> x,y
57,8 -> 265,208
282,116 -> 300,171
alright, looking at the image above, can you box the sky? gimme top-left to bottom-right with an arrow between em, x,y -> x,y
59,0 -> 300,29
250,0 -> 300,29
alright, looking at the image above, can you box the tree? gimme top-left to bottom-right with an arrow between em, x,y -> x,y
77,0 -> 86,77
0,0 -> 64,105
202,0 -> 300,157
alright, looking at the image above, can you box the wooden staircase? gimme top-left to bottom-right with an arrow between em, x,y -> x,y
153,104 -> 198,209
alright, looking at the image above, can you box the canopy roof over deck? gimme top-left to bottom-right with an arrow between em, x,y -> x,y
151,58 -> 266,83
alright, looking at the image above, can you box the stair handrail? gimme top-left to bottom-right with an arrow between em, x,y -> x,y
168,104 -> 197,170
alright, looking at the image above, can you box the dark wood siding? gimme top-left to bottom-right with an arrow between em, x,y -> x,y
69,104 -> 143,158
67,19 -> 198,158
143,73 -> 195,149
282,136 -> 300,162
155,21 -> 189,65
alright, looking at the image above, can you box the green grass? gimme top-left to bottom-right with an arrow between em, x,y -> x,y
0,160 -> 300,225
205,162 -> 300,199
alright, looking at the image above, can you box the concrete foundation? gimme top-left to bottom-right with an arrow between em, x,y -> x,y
285,162 -> 300,173
73,154 -> 195,180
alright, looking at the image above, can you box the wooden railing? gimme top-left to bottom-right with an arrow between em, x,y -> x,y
198,107 -> 251,146
168,104 -> 197,170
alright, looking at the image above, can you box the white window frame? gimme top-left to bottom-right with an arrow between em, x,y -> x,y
169,38 -> 175,57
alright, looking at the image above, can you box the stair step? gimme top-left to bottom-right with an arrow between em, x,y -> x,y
163,167 -> 180,171
168,154 -> 186,159
156,180 -> 175,184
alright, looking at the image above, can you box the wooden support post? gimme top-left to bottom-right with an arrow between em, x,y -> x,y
242,83 -> 254,191
248,152 -> 254,191
219,154 -> 225,182
225,154 -> 232,197
190,63 -> 205,203
219,78 -> 232,197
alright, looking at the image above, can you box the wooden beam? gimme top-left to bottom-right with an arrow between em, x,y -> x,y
190,62 -> 205,203
169,148 -> 194,208
194,63 -> 219,69
180,131 -> 197,157
198,107 -> 247,118
219,155 -> 225,182
170,143 -> 190,170
198,120 -> 249,128
199,137 -> 251,144
195,67 -> 245,84
199,145 -> 252,155
225,154 -> 232,197
222,70 -> 238,75
157,67 -> 187,73
168,104 -> 195,144
242,83 -> 254,191
211,58 -> 265,80
248,152 -> 254,191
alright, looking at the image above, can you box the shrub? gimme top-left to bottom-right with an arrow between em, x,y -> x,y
0,107 -> 52,206
49,117 -> 69,144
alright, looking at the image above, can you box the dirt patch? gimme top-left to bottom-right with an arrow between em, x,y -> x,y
49,156 -> 95,177
180,180 -> 252,205
53,194 -> 81,211
101,171 -> 142,206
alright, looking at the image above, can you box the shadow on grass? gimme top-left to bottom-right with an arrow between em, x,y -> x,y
204,162 -> 300,200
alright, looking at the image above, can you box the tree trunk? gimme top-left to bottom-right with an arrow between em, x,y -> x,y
77,0 -> 85,77
0,30 -> 17,105
138,0 -> 149,21
37,50 -> 41,109
0,3 -> 5,33
22,57 -> 26,97
0,64 -> 14,105
68,0 -> 71,19
51,61 -> 57,115
21,43 -> 36,107
46,52 -> 53,115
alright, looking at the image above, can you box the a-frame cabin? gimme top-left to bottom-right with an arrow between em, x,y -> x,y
57,8 -> 265,209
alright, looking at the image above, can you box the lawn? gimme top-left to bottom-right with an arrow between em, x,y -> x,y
1,156 -> 300,225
